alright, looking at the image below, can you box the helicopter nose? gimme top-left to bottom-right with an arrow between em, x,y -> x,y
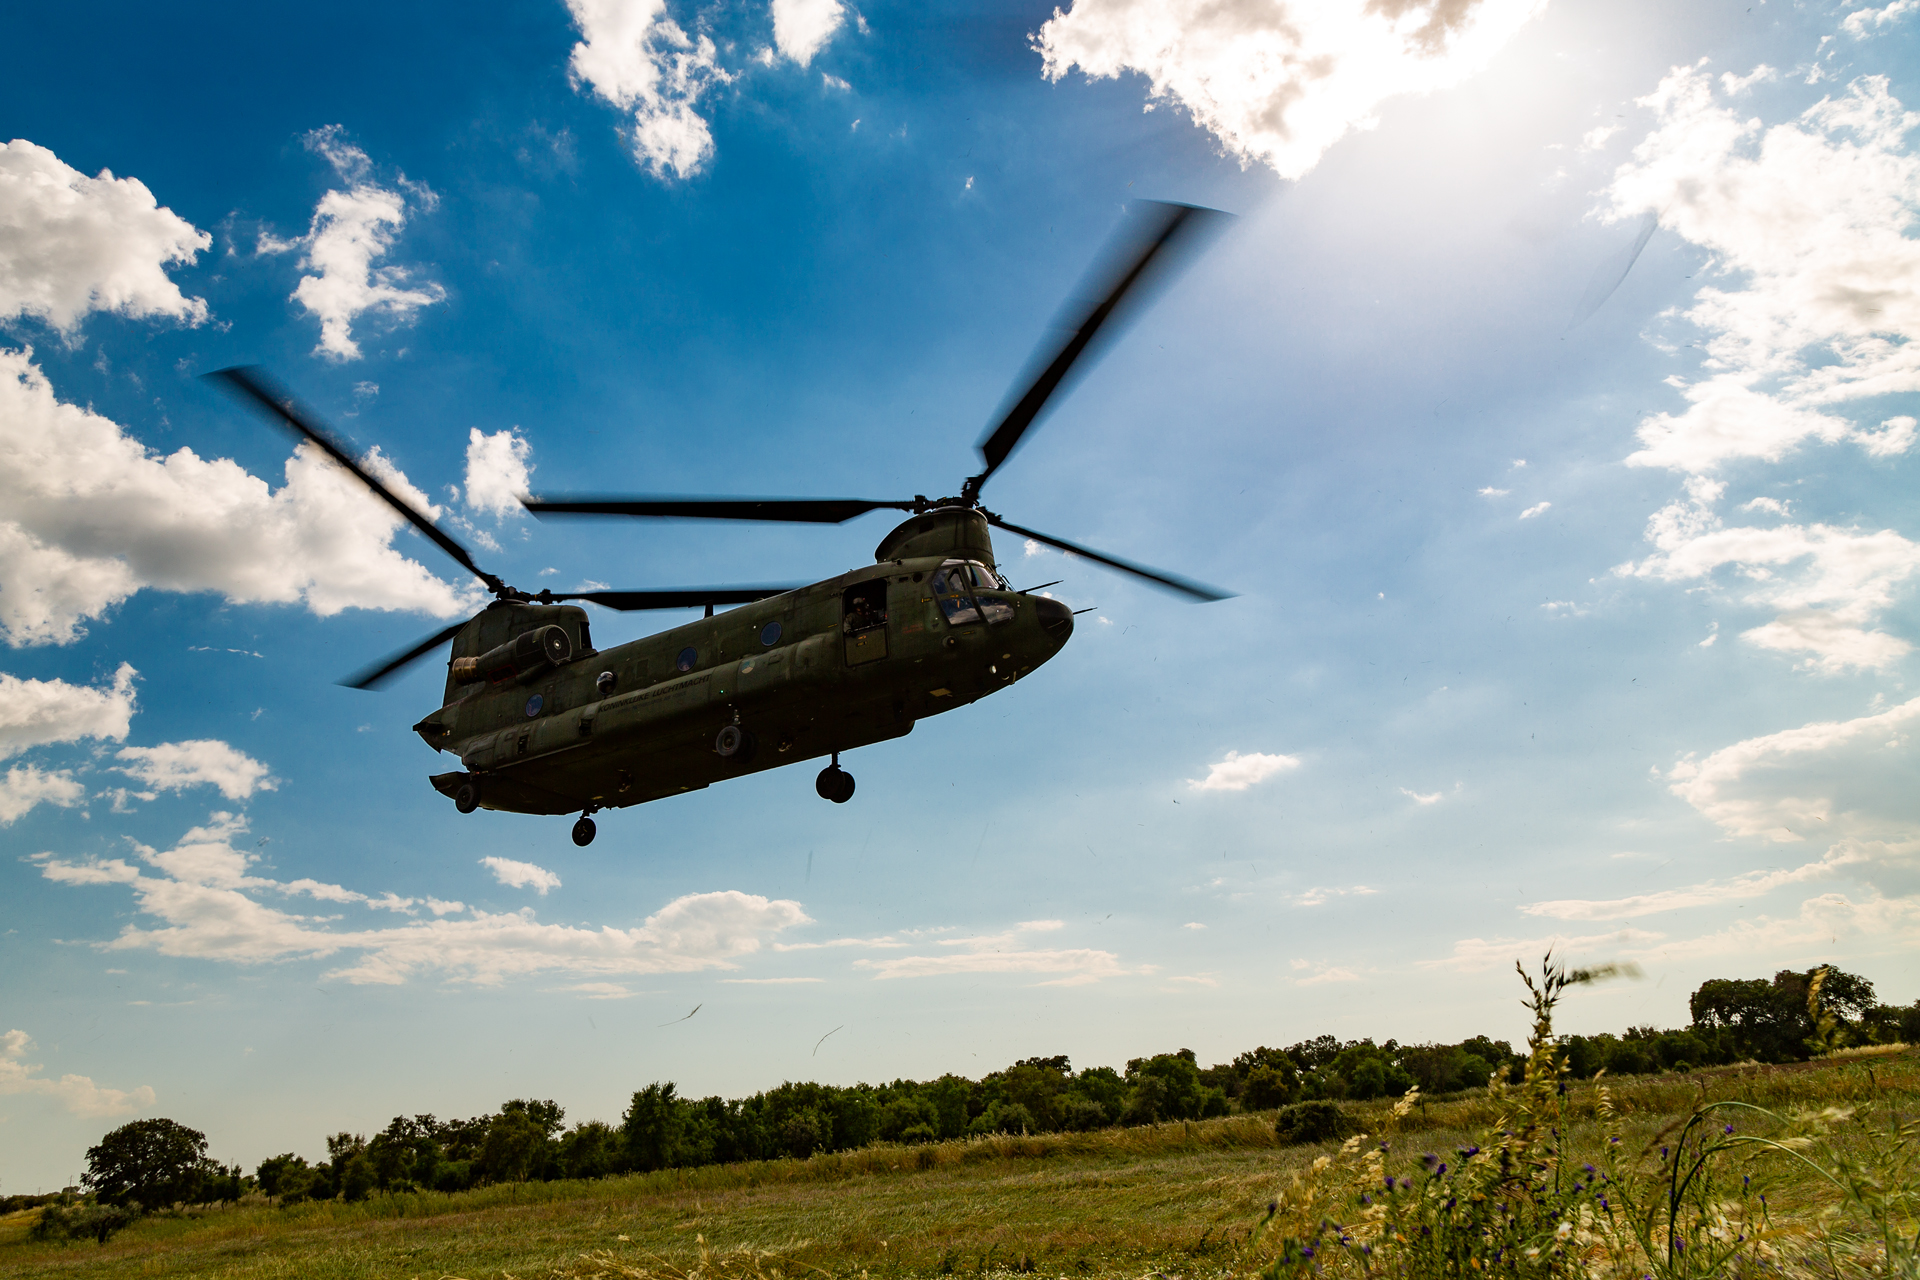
1034,595 -> 1073,644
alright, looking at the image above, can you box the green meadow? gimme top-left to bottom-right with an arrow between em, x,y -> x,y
5,1044 -> 1913,1280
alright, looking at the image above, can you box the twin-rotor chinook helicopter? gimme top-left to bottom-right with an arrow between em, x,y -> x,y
212,202 -> 1233,847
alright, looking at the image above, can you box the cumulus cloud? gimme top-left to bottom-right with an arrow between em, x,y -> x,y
0,348 -> 476,645
1615,480 -> 1920,672
35,813 -> 809,985
1602,67 -> 1920,671
115,740 -> 274,801
0,139 -> 210,333
481,855 -> 562,895
259,127 -> 444,361
0,662 -> 136,755
1188,749 -> 1300,791
0,764 -> 85,823
772,0 -> 845,65
1035,0 -> 1546,180
1664,695 -> 1920,845
566,0 -> 733,180
462,428 -> 533,517
855,920 -> 1132,985
0,1029 -> 155,1118
1291,884 -> 1378,906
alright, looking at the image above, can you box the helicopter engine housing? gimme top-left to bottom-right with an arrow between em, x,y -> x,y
451,623 -> 574,686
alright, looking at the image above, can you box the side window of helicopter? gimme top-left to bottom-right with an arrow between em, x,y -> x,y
841,580 -> 888,635
966,561 -> 1014,624
932,561 -> 982,626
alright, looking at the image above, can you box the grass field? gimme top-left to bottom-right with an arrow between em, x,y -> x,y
3,1048 -> 1914,1280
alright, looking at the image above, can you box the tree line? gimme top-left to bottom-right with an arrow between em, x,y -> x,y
19,964 -> 1916,1236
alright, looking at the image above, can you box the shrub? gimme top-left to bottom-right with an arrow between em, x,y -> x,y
1273,1100 -> 1355,1145
28,1203 -> 135,1244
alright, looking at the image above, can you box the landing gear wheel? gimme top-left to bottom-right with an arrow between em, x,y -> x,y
714,724 -> 757,761
454,782 -> 479,814
815,766 -> 855,804
571,816 -> 597,847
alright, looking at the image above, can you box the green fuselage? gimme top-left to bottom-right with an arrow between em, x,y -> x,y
415,550 -> 1074,816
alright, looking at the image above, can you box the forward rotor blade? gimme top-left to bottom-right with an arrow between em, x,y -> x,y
524,496 -> 917,523
554,586 -> 800,610
984,514 -> 1233,602
207,366 -> 504,595
973,201 -> 1230,493
339,620 -> 470,691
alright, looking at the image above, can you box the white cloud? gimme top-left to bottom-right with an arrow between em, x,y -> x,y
0,347 -> 476,645
259,127 -> 444,362
1182,921 -> 1207,929
566,0 -> 733,181
1399,787 -> 1443,805
0,662 -> 136,756
1519,501 -> 1551,519
772,0 -> 845,65
1296,966 -> 1361,985
1291,884 -> 1378,906
1521,860 -> 1835,920
1419,926 -> 1663,973
855,919 -> 1131,985
1665,695 -> 1920,846
1478,486 -> 1509,497
1609,68 -> 1920,474
0,1029 -> 155,1118
36,813 -> 810,985
1842,0 -> 1919,37
1616,479 -> 1920,673
1601,67 -> 1920,673
481,855 -> 562,895
0,764 -> 84,823
114,740 -> 274,801
1188,749 -> 1300,791
1035,0 -> 1546,180
463,428 -> 533,517
1578,124 -> 1619,152
0,139 -> 210,333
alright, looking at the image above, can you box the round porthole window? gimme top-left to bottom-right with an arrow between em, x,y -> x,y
676,646 -> 698,673
524,693 -> 544,717
760,620 -> 782,647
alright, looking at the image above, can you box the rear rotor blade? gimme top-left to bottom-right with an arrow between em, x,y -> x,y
207,366 -> 504,595
524,496 -> 917,523
984,514 -> 1232,602
972,201 -> 1230,494
554,586 -> 800,610
339,620 -> 470,691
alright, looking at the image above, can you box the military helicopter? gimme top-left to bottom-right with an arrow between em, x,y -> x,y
211,201 -> 1232,847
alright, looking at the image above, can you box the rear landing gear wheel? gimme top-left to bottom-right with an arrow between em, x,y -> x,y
815,756 -> 855,804
571,816 -> 597,847
454,782 -> 479,814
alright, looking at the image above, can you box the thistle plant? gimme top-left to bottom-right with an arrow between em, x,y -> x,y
1243,956 -> 1918,1280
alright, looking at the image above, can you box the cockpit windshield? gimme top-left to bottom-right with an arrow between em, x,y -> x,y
933,559 -> 1012,626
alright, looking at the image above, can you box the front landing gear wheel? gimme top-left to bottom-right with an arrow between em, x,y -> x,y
571,816 -> 597,847
454,782 -> 479,814
815,766 -> 855,804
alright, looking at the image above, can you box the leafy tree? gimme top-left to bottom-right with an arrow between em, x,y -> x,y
83,1118 -> 216,1208
477,1110 -> 547,1183
1690,967 -> 1877,1061
1242,1062 -> 1300,1110
621,1083 -> 684,1172
559,1121 -> 619,1180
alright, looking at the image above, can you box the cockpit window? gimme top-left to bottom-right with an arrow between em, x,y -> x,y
934,560 -> 1011,625
966,561 -> 1004,591
932,563 -> 981,626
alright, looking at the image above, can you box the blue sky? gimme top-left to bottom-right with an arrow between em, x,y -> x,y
3,0 -> 1917,1191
